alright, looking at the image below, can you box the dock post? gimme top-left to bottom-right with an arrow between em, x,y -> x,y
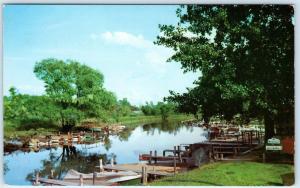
35,171 -> 40,185
209,150 -> 212,162
93,172 -> 97,185
173,146 -> 176,156
177,145 -> 180,157
142,166 -> 147,185
149,151 -> 152,164
179,152 -> 182,163
79,174 -> 83,186
50,170 -> 54,179
173,156 -> 177,175
241,131 -> 244,143
250,131 -> 253,146
99,159 -> 104,172
154,150 -> 157,164
110,158 -> 114,167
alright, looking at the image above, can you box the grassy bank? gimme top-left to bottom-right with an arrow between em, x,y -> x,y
4,114 -> 194,139
118,114 -> 194,128
150,162 -> 294,186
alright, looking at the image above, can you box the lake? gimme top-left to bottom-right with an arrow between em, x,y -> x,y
4,122 -> 207,185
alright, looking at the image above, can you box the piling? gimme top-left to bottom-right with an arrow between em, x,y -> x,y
110,158 -> 114,167
173,155 -> 177,175
142,166 -> 147,185
149,151 -> 152,164
50,170 -> 54,179
173,146 -> 176,156
99,159 -> 104,172
35,171 -> 40,185
177,145 -> 182,162
79,174 -> 83,186
93,172 -> 97,185
209,151 -> 213,162
154,150 -> 157,164
234,148 -> 238,156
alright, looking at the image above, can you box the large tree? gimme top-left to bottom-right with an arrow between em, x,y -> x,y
34,58 -> 117,131
156,5 -> 294,140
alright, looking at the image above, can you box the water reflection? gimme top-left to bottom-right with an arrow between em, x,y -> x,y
25,148 -> 112,182
142,121 -> 195,136
4,122 -> 207,185
4,160 -> 9,175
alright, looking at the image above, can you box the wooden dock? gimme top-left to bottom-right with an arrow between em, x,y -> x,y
32,177 -> 115,186
139,154 -> 188,162
97,164 -> 175,176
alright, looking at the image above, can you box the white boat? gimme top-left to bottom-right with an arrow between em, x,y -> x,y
63,169 -> 141,184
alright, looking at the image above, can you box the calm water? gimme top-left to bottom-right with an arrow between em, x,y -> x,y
4,122 -> 207,185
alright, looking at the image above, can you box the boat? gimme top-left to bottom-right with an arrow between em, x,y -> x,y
63,169 -> 141,183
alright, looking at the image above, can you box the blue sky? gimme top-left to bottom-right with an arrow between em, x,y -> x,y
3,5 -> 199,105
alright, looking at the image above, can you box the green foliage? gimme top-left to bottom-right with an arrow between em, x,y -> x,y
157,102 -> 175,120
116,98 -> 132,117
34,58 -> 117,131
141,101 -> 176,120
156,5 -> 294,138
4,88 -> 61,131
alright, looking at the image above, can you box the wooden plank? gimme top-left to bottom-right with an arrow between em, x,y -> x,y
139,154 -> 189,162
212,146 -> 250,149
99,165 -> 172,176
32,178 -> 86,186
32,177 -> 115,186
107,175 -> 141,183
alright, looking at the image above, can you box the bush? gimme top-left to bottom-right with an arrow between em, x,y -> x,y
18,118 -> 58,131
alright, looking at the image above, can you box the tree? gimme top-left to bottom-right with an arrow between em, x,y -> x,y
141,102 -> 156,115
156,5 -> 294,140
157,102 -> 175,120
117,98 -> 132,117
4,87 -> 61,130
34,58 -> 117,131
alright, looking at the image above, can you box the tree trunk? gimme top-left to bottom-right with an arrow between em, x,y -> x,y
264,113 -> 275,143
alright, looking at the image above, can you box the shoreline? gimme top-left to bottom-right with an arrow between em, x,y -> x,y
4,114 -> 195,153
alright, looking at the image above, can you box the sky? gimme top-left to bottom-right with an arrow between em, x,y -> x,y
3,5 -> 199,105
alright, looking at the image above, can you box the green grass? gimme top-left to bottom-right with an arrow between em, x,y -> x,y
4,114 -> 194,139
4,127 -> 56,139
118,114 -> 194,128
150,162 -> 294,186
4,120 -> 58,139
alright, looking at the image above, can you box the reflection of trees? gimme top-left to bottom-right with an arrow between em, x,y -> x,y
4,160 -> 9,175
103,135 -> 112,151
117,128 -> 134,142
25,147 -> 114,182
142,121 -> 184,135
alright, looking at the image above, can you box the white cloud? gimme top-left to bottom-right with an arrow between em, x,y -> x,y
90,31 -> 174,74
17,85 -> 45,95
99,31 -> 152,48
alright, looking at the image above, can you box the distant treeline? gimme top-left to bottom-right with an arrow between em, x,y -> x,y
4,59 -> 177,132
